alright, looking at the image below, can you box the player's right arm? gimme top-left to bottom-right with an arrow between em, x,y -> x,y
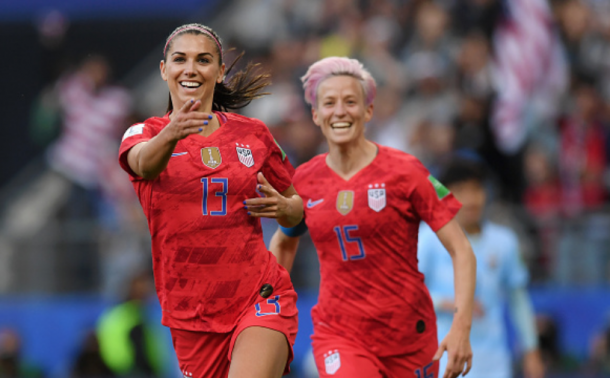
127,99 -> 212,179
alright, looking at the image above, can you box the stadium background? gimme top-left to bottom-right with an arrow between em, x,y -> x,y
0,0 -> 609,377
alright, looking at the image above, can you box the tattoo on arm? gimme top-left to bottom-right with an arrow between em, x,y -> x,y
454,307 -> 458,314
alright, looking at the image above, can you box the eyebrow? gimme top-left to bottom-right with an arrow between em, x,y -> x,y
171,51 -> 215,57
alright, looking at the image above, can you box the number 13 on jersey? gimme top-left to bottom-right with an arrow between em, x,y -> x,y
201,177 -> 228,216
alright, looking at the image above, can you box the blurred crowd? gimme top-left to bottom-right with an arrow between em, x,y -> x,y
223,0 -> 610,286
3,0 -> 610,377
25,0 -> 610,291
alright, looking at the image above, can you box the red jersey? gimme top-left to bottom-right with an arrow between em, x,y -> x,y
293,145 -> 461,356
119,112 -> 294,333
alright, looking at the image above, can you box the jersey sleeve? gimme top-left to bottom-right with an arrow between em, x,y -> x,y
407,159 -> 462,232
260,127 -> 295,193
118,123 -> 158,180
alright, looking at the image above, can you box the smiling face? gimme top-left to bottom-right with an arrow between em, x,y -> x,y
160,32 -> 225,112
312,75 -> 373,147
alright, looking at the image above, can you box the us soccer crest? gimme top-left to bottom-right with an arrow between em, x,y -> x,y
235,143 -> 254,167
324,349 -> 341,375
367,183 -> 386,212
336,191 -> 354,216
201,147 -> 222,169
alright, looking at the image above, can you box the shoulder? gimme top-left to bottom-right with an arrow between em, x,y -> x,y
294,154 -> 327,180
224,112 -> 268,130
143,115 -> 170,129
377,145 -> 432,191
379,145 -> 428,176
223,113 -> 276,141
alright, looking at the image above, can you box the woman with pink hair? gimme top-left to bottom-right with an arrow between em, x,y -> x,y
270,57 -> 476,378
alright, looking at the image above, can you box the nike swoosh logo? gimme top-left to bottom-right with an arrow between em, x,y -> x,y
307,198 -> 324,208
171,152 -> 188,157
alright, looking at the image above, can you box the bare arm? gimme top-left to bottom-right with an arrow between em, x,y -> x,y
268,228 -> 300,272
433,218 -> 476,378
126,99 -> 213,179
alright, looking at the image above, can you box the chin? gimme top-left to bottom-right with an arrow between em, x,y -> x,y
328,136 -> 354,146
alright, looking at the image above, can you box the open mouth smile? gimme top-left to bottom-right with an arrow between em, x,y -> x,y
180,81 -> 202,89
331,122 -> 352,129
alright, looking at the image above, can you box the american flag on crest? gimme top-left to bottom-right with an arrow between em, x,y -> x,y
367,183 -> 386,212
235,143 -> 254,167
324,350 -> 341,375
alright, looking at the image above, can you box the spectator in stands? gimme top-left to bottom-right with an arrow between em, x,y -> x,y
96,272 -> 165,378
588,319 -> 610,376
536,314 -> 563,373
47,53 -> 134,212
0,329 -> 43,378
71,331 -> 115,378
558,77 -> 607,216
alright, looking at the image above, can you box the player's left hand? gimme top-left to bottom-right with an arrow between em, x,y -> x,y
244,173 -> 302,227
433,323 -> 473,378
523,349 -> 545,378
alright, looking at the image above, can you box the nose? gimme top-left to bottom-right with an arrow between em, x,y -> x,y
183,59 -> 196,77
334,100 -> 347,117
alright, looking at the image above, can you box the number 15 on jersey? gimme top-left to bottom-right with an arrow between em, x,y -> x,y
333,225 -> 366,261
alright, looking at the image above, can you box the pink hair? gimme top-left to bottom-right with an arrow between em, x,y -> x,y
301,57 -> 377,107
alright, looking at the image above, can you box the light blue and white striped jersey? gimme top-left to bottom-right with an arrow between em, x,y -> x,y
418,222 -> 528,378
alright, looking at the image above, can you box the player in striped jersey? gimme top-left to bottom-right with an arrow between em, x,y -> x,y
268,57 -> 476,378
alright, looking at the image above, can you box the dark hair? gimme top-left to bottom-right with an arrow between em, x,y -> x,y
438,157 -> 487,188
162,23 -> 271,113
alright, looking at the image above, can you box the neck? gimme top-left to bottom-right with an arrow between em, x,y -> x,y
326,137 -> 378,180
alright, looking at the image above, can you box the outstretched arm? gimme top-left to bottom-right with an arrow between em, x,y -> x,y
433,218 -> 476,378
127,99 -> 213,179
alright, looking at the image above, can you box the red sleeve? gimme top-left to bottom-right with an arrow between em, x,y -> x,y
259,127 -> 294,193
407,159 -> 461,232
118,122 -> 158,180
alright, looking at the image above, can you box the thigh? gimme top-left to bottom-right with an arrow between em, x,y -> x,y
228,266 -> 298,377
381,340 -> 439,378
229,326 -> 289,378
170,328 -> 231,378
312,329 -> 383,378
